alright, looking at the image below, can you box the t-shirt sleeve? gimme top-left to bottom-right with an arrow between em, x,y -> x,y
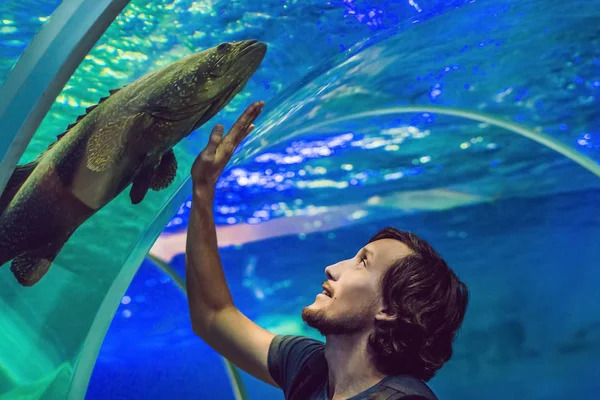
268,335 -> 324,394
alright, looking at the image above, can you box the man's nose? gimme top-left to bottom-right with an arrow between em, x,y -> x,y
325,264 -> 337,281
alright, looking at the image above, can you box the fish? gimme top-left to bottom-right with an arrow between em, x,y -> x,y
0,39 -> 267,286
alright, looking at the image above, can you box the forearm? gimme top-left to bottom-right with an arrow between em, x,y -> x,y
186,188 -> 235,334
185,100 -> 263,335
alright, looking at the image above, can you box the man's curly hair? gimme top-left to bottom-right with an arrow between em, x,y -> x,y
366,227 -> 468,381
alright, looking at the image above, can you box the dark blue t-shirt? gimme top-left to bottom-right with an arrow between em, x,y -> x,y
267,335 -> 438,400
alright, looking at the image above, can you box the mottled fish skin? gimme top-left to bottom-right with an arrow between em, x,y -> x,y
0,40 -> 267,286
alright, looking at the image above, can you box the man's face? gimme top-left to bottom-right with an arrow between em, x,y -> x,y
302,238 -> 412,336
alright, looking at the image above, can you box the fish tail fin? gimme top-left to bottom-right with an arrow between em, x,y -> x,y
0,161 -> 38,214
9,236 -> 68,286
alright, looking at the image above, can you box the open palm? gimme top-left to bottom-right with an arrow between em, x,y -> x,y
191,100 -> 264,189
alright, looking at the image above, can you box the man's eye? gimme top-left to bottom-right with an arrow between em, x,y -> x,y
361,257 -> 367,267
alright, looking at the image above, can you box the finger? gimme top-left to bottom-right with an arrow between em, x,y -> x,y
222,101 -> 264,148
239,124 -> 256,143
203,124 -> 224,156
233,101 -> 262,133
227,102 -> 264,150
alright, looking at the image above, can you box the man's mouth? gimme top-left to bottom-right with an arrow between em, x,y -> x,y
321,284 -> 333,298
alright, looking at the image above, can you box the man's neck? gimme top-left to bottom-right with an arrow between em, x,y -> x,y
324,332 -> 387,400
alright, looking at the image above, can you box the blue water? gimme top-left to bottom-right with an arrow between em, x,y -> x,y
2,0 -> 600,398
89,188 -> 600,399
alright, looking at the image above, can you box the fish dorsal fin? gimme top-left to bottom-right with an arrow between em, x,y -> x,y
0,161 -> 38,214
65,122 -> 78,132
56,86 -> 125,140
31,123 -> 75,164
33,130 -> 70,161
34,86 -> 129,171
56,131 -> 68,141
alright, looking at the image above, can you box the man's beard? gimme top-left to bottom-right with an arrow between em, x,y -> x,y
301,305 -> 370,336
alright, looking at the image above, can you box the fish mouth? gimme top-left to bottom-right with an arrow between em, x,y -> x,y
132,40 -> 266,130
238,39 -> 267,59
189,41 -> 266,130
226,40 -> 267,75
213,40 -> 266,76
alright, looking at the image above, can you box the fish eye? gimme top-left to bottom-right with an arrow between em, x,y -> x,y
217,42 -> 232,52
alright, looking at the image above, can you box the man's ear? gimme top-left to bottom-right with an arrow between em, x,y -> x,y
375,308 -> 397,322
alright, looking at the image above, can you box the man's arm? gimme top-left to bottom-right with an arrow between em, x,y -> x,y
186,101 -> 278,387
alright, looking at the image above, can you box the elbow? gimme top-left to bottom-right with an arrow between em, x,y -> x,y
190,317 -> 210,339
188,307 -> 210,338
190,304 -> 235,341
191,322 -> 206,338
189,308 -> 217,339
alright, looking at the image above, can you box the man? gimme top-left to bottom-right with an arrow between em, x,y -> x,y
186,101 -> 469,400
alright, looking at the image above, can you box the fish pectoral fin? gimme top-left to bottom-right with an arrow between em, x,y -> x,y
129,149 -> 177,203
129,161 -> 157,205
10,240 -> 66,287
0,161 -> 38,214
85,125 -> 128,172
150,149 -> 178,191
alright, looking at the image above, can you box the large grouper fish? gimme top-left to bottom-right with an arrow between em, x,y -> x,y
0,39 -> 267,287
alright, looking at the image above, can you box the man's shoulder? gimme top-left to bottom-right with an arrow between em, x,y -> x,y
269,334 -> 326,374
268,334 -> 326,393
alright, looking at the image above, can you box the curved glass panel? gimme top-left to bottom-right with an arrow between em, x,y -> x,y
0,0 -> 62,86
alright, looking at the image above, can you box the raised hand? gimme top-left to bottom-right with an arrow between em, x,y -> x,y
191,100 -> 264,194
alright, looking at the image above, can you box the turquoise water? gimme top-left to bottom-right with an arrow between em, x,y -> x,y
1,0 -> 600,398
